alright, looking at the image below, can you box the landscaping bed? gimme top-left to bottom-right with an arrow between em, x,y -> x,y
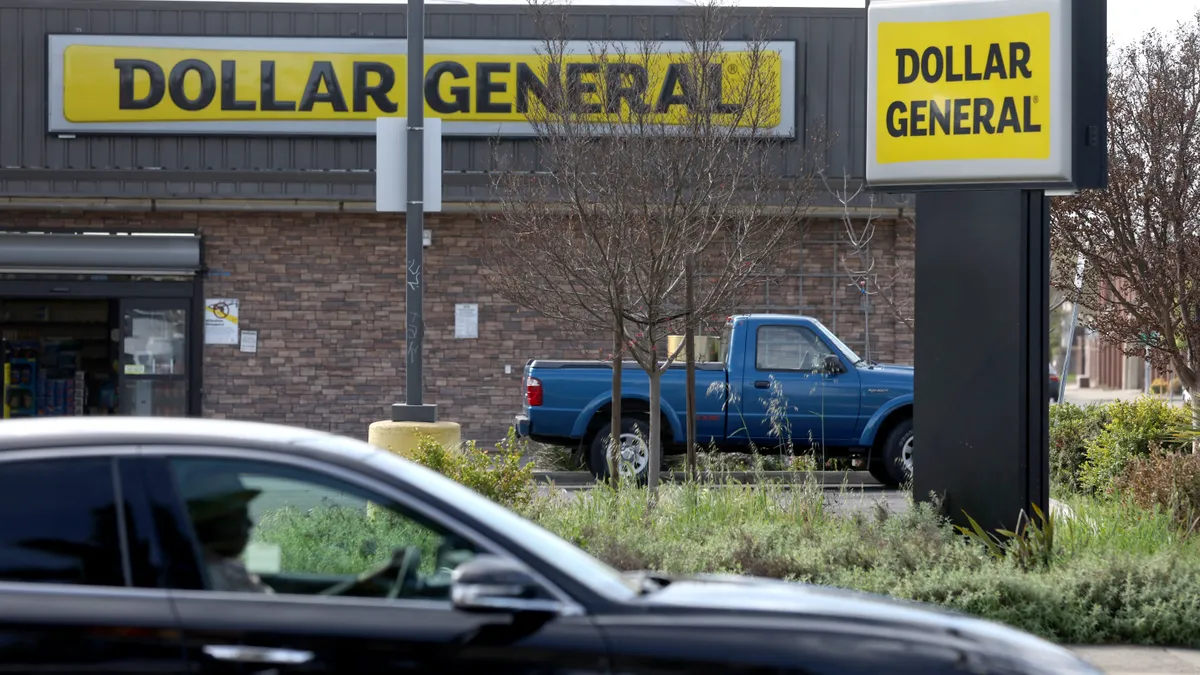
272,400 -> 1200,646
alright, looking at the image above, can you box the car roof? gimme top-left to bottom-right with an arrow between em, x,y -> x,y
0,417 -> 372,462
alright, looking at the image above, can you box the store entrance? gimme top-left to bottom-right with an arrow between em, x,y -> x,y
0,231 -> 203,420
2,295 -> 194,418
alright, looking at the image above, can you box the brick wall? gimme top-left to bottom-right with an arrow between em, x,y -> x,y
1,209 -> 915,443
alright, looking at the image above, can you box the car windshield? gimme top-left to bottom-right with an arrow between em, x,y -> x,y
361,446 -> 641,601
809,319 -> 864,364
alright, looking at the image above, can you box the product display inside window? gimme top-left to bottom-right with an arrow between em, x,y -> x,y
1,298 -> 190,418
2,299 -> 117,417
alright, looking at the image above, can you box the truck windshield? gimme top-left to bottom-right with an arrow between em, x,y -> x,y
719,325 -> 732,364
810,319 -> 864,364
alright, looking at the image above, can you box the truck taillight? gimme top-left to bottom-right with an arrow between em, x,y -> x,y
525,377 -> 543,407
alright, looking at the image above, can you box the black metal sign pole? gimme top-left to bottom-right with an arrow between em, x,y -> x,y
393,0 -> 436,424
913,189 -> 1050,533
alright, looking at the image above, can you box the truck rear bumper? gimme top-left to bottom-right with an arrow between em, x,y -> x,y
514,414 -> 531,437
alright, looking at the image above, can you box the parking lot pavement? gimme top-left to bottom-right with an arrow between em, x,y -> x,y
822,487 -> 910,517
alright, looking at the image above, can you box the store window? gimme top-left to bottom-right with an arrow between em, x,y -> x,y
2,295 -> 194,419
2,299 -> 119,417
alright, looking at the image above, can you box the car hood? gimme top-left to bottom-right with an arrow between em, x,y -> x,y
631,574 -> 1097,674
858,363 -> 914,388
869,363 -> 914,373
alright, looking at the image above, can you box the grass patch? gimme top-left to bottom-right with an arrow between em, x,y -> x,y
521,481 -> 1200,646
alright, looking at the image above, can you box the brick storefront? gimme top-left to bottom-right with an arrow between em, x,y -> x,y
4,209 -> 914,442
0,0 -> 916,441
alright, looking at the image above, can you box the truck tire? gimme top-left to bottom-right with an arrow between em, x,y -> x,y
588,416 -> 652,484
871,418 -> 913,487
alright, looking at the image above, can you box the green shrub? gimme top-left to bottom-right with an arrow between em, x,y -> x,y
411,427 -> 535,509
1049,402 -> 1110,491
1079,398 -> 1192,494
854,555 -> 1200,646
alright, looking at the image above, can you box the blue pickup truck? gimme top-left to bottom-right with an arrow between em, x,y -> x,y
515,314 -> 915,486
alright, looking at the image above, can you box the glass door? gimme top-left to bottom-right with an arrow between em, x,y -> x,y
118,298 -> 190,417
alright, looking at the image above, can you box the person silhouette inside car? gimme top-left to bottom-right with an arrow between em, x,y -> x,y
179,471 -> 274,594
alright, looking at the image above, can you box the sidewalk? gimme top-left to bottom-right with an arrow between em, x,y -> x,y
1062,384 -> 1188,407
1071,646 -> 1200,674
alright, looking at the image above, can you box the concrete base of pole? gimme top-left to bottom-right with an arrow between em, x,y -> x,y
392,403 -> 438,423
368,420 -> 462,460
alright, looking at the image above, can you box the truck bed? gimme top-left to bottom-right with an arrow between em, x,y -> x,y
526,359 -> 732,448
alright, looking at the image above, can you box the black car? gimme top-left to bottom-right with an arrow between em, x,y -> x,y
0,417 -> 1099,674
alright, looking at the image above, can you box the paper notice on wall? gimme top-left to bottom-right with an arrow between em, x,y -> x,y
240,330 -> 258,354
204,298 -> 239,345
455,303 -> 479,339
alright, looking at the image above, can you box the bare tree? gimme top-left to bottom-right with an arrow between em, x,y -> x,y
483,0 -> 820,488
1052,13 -> 1200,437
822,173 -> 916,339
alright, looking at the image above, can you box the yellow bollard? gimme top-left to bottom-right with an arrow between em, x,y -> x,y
368,419 -> 462,460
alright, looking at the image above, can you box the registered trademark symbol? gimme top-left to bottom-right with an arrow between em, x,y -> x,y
1033,96 -> 1040,103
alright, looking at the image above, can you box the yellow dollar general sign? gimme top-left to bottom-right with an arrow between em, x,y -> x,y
865,0 -> 1072,187
47,36 -> 796,137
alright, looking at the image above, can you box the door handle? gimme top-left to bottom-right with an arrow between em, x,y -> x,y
203,645 -> 315,665
753,380 -> 771,389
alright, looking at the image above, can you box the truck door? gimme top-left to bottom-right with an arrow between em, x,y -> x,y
739,324 -> 862,449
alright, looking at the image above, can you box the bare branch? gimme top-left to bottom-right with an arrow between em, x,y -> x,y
1051,13 -> 1200,420
480,0 -> 824,483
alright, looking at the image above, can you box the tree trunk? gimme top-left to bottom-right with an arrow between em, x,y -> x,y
610,318 -> 624,487
647,367 -> 662,490
1191,392 -> 1199,455
685,253 -> 697,482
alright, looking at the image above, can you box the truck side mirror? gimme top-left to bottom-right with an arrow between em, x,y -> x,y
823,355 -> 845,375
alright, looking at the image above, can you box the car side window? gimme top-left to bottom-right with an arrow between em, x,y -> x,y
0,457 -> 127,587
167,457 -> 479,601
756,325 -> 836,372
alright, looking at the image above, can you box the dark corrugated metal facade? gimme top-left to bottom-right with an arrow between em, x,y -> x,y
0,0 -> 868,203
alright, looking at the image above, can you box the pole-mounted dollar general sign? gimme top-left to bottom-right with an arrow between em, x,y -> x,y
46,35 -> 796,137
865,0 -> 1072,187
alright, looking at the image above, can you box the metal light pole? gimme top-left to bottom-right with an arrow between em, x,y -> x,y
1059,301 -> 1079,403
393,0 -> 436,423
1058,254 -> 1085,403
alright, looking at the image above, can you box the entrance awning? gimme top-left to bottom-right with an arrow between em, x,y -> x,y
0,232 -> 201,275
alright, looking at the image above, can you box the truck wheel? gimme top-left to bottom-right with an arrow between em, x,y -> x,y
873,418 -> 913,487
588,416 -> 652,484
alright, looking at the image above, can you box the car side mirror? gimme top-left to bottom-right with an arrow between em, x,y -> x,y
450,554 -> 564,615
823,354 -> 845,374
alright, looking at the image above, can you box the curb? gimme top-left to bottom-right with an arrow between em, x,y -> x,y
533,470 -> 881,487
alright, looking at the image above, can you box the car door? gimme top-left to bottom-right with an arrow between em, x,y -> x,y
599,614 -> 982,675
140,449 -> 610,674
0,449 -> 188,673
741,324 -> 862,449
